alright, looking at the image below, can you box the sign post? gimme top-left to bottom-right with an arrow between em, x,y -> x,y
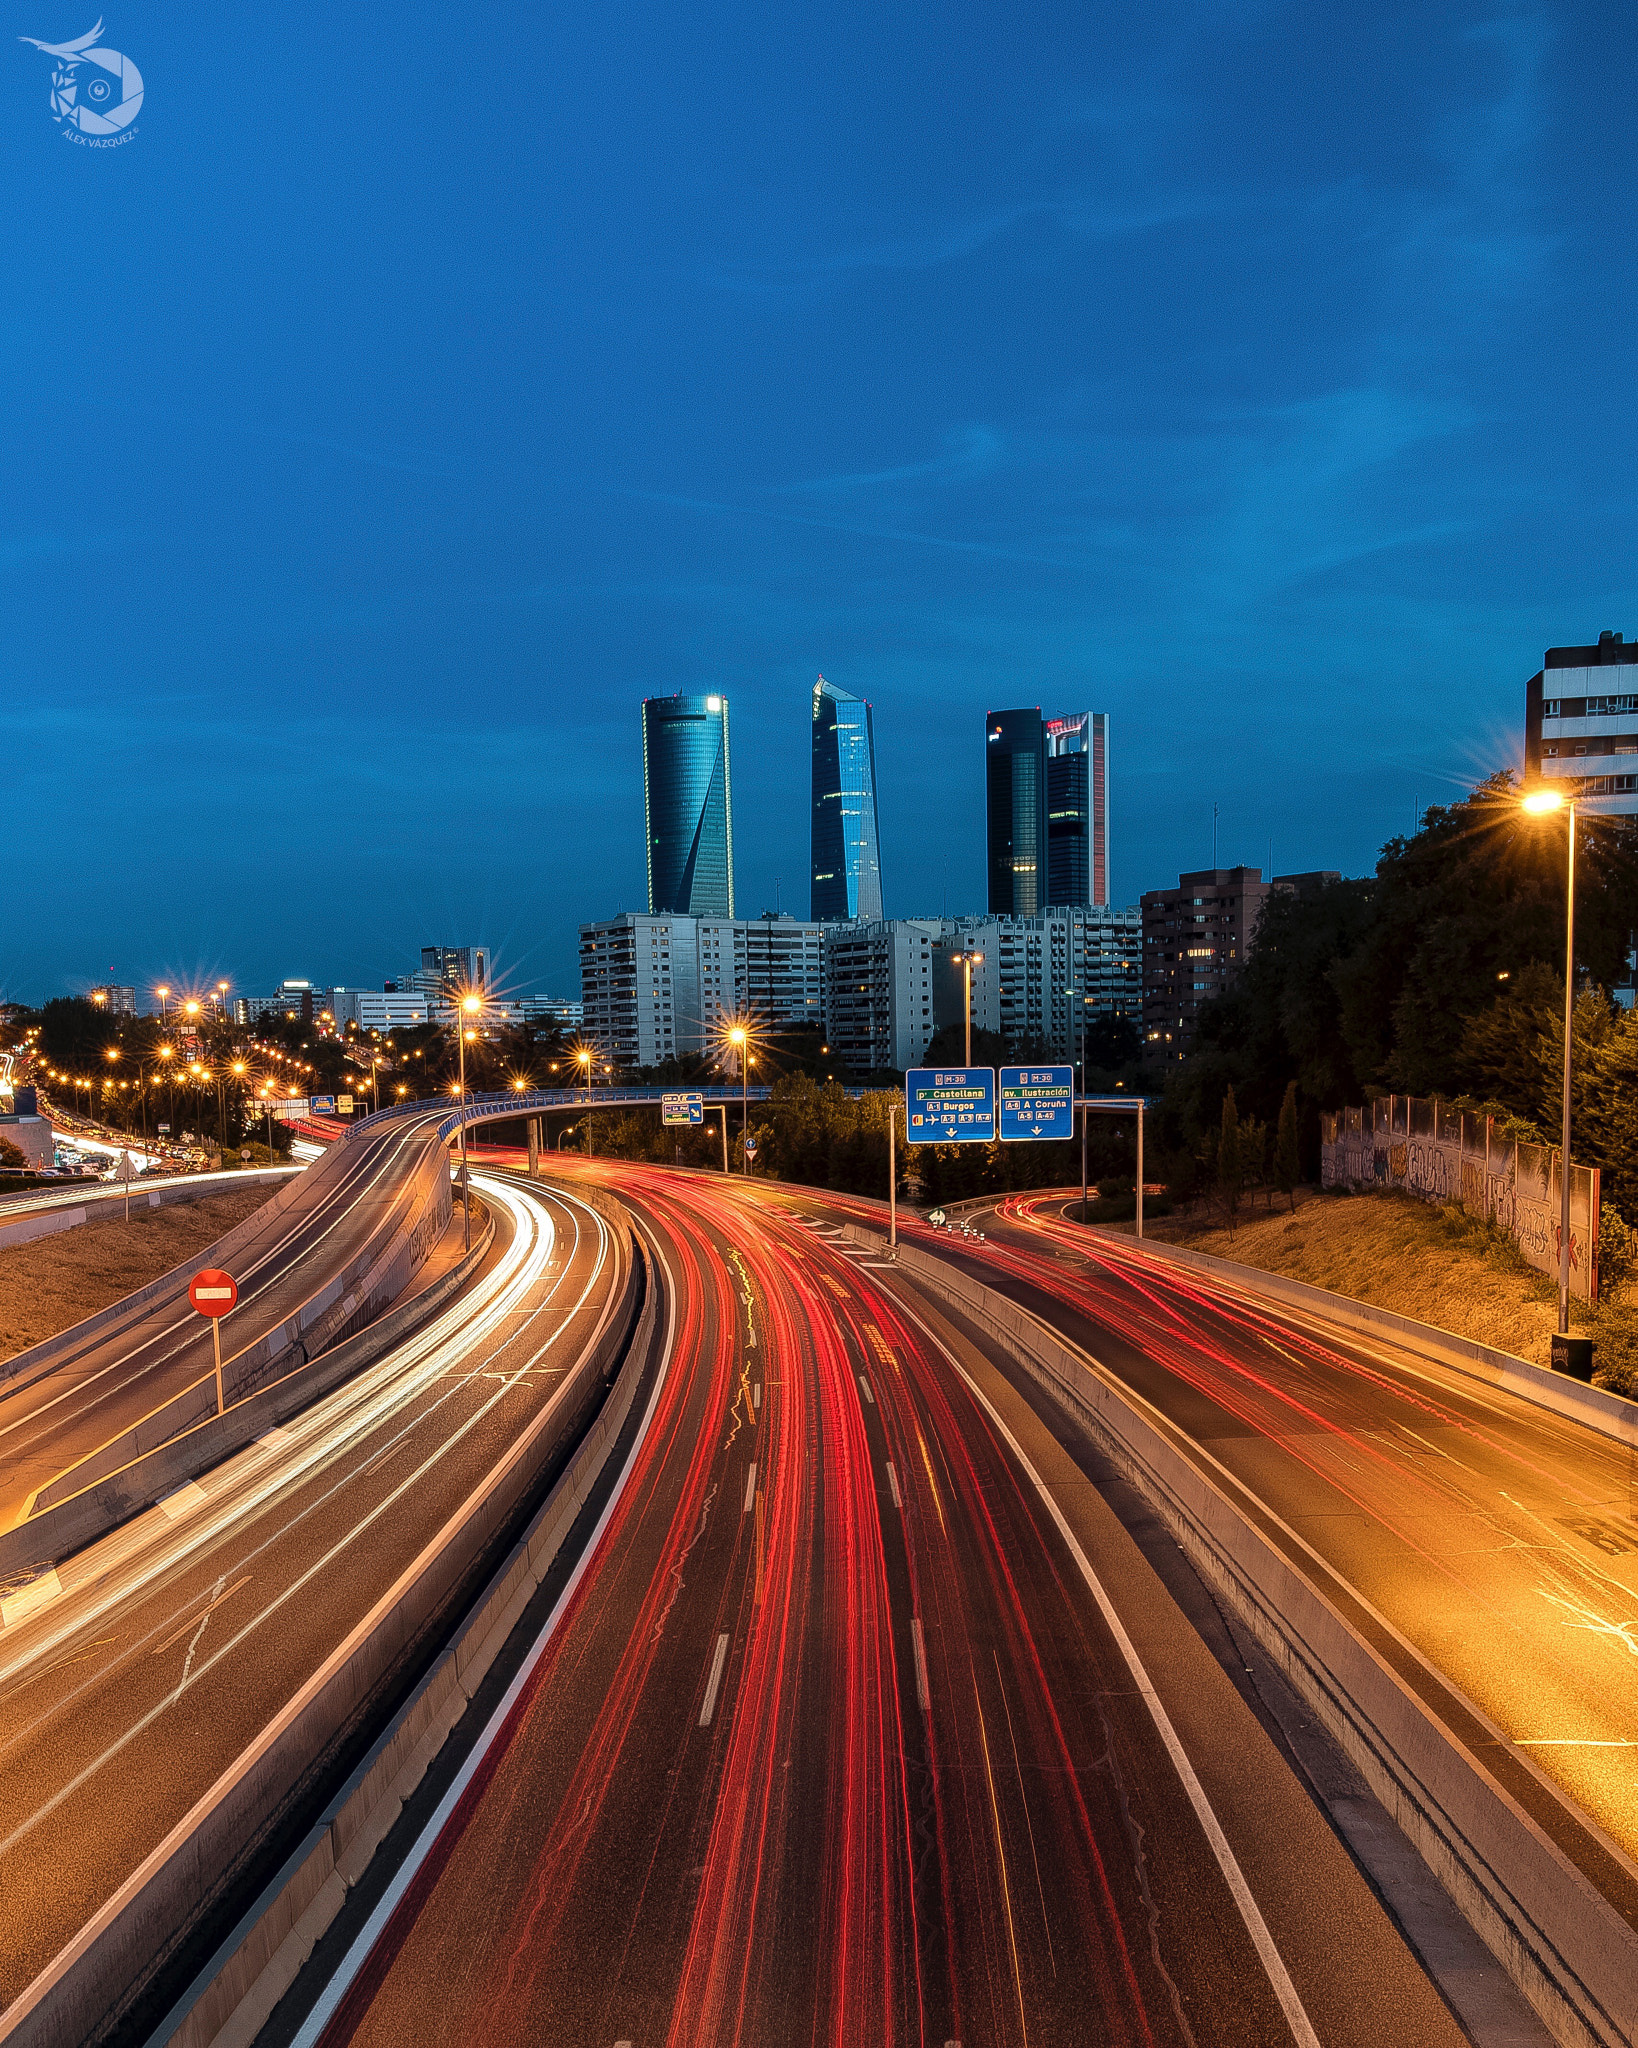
114,1148 -> 137,1220
904,1067 -> 996,1144
889,1101 -> 897,1251
998,1065 -> 1075,1143
188,1267 -> 238,1415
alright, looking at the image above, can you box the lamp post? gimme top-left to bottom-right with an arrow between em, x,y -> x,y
955,949 -> 984,1065
457,992 -> 482,1251
729,1026 -> 748,1172
576,1047 -> 594,1155
1522,785 -> 1578,1336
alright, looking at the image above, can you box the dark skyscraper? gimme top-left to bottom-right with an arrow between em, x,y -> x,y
1044,711 -> 1110,908
986,708 -> 1047,915
642,692 -> 734,916
810,677 -> 884,923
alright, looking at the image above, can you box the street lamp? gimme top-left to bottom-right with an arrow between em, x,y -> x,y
954,949 -> 984,1066
456,991 -> 483,1250
1522,784 -> 1578,1337
728,1024 -> 750,1172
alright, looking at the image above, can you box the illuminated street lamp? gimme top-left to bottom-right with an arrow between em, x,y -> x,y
456,991 -> 483,1250
1521,784 -> 1578,1338
727,1024 -> 751,1174
954,948 -> 984,1066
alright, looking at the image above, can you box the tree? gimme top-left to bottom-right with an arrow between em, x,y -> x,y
1217,1087 -> 1242,1227
1275,1081 -> 1300,1210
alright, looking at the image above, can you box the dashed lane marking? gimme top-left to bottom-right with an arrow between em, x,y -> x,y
700,1632 -> 731,1727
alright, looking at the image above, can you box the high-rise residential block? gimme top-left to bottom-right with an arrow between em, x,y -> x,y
643,693 -> 735,917
1138,869 -> 1346,1062
580,911 -> 822,1067
810,678 -> 884,923
822,920 -> 944,1075
1525,630 -> 1638,820
939,907 -> 1140,1063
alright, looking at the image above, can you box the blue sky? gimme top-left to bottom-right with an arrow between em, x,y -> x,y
3,2 -> 1634,1003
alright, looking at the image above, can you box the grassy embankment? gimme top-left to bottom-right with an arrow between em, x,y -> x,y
1109,1188 -> 1638,1399
0,1183 -> 277,1363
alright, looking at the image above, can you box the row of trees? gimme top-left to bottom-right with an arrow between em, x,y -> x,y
1155,774 -> 1638,1214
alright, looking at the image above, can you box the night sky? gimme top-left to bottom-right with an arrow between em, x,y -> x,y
4,3 -> 1634,1004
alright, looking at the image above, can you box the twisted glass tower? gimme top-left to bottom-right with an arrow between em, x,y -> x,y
810,678 -> 884,923
643,693 -> 734,916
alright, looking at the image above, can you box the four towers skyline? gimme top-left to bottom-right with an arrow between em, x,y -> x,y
644,682 -> 1109,924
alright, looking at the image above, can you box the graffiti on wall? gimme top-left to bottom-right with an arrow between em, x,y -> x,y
1321,1097 -> 1599,1302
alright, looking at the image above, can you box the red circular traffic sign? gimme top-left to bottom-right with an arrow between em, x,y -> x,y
188,1269 -> 238,1318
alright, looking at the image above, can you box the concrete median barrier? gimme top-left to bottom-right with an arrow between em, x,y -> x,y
152,1209 -> 665,2048
852,1223 -> 1638,2048
0,1206 -> 497,1589
0,1195 -> 649,2048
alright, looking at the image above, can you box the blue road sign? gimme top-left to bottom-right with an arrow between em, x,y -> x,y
905,1067 -> 996,1143
662,1091 -> 705,1127
311,1094 -> 336,1116
998,1065 -> 1075,1142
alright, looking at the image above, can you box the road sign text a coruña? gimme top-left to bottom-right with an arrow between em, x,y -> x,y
998,1065 -> 1074,1143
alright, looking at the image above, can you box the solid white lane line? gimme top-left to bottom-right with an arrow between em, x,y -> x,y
911,1617 -> 931,1710
858,1374 -> 875,1406
743,1465 -> 756,1513
900,1299 -> 1322,2048
700,1632 -> 731,1727
287,1215 -> 680,2048
1,1571 -> 62,1629
156,1481 -> 207,1520
886,1462 -> 902,1510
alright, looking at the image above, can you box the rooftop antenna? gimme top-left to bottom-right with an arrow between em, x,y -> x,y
1212,804 -> 1218,869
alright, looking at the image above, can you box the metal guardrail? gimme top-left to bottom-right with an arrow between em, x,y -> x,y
350,1086 -> 779,1140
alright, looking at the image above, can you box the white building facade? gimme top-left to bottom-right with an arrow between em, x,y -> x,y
579,913 -> 823,1066
822,919 -> 944,1075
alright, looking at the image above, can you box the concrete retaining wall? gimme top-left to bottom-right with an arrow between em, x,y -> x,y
853,1224 -> 1638,2048
0,1196 -> 646,2048
0,1173 -> 297,1255
155,1211 -> 664,2048
0,1210 -> 497,1589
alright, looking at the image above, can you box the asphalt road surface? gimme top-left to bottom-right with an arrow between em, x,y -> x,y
302,1161 -> 1471,2048
0,1172 -> 617,2024
793,1185 -> 1638,1949
0,1115 -> 468,1527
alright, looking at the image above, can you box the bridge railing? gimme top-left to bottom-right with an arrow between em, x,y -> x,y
350,1085 -> 777,1143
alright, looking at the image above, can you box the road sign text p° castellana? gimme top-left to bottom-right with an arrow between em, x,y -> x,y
904,1067 -> 996,1144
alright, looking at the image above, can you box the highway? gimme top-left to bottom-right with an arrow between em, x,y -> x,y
0,1171 -> 620,2028
0,1112 -> 458,1531
296,1161 -> 1469,2048
783,1185 -> 1638,1944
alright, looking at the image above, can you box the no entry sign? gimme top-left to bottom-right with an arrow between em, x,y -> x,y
189,1269 -> 238,1317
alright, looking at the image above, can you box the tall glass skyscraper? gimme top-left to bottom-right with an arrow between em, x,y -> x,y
986,708 -> 1047,915
989,706 -> 1110,911
643,693 -> 735,917
810,677 -> 884,923
1045,711 -> 1110,908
